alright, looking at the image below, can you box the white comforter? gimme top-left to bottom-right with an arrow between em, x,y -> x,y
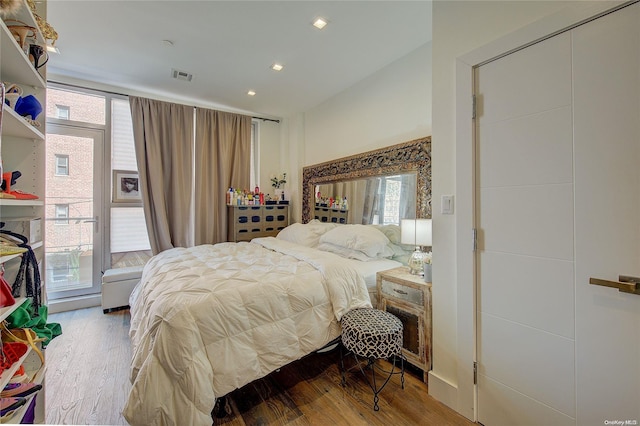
123,237 -> 372,426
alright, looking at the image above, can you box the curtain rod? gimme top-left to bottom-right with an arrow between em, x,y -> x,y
48,80 -> 281,123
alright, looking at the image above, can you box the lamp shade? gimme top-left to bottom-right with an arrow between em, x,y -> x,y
400,219 -> 417,245
415,218 -> 432,246
401,218 -> 432,246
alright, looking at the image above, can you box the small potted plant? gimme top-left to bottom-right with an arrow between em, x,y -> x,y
270,173 -> 287,204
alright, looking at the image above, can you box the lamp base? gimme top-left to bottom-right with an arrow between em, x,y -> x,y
407,248 -> 426,275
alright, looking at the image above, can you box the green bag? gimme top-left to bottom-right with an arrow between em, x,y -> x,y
6,298 -> 62,347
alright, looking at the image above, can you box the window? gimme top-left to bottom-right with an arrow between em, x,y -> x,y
382,176 -> 402,225
51,263 -> 71,282
110,98 -> 151,266
55,154 -> 69,175
47,88 -> 105,125
56,105 -> 70,120
55,204 -> 69,225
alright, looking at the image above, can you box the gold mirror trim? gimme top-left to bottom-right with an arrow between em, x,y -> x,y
302,136 -> 431,223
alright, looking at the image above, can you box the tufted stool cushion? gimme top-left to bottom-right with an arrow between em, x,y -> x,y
341,308 -> 403,359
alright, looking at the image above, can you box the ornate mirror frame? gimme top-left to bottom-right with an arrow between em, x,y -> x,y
302,136 -> 432,223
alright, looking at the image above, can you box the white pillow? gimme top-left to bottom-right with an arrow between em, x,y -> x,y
276,220 -> 338,247
317,241 -> 395,261
317,242 -> 376,261
370,224 -> 402,245
319,224 -> 391,258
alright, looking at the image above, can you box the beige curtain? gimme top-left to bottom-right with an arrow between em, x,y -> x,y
328,180 -> 367,224
194,108 -> 251,245
129,96 -> 194,254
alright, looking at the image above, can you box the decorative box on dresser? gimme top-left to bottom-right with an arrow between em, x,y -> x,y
376,266 -> 432,383
1,0 -> 48,423
227,204 -> 289,242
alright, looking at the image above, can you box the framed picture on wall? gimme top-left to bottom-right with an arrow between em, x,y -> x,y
113,170 -> 142,203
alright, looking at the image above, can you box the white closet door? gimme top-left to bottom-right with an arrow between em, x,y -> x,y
475,3 -> 640,425
572,3 -> 640,424
475,31 -> 576,426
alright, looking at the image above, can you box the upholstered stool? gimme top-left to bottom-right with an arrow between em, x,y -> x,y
340,308 -> 404,411
101,265 -> 144,313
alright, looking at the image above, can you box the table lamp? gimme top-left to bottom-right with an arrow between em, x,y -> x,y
401,218 -> 432,275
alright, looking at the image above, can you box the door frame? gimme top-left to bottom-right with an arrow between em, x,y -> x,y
452,1 -> 630,421
45,121 -> 106,301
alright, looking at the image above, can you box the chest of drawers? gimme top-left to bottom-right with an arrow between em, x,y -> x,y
376,266 -> 432,382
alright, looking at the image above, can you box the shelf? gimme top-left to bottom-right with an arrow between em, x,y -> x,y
0,353 -> 44,424
2,107 -> 45,140
4,0 -> 45,45
0,387 -> 41,424
0,341 -> 31,390
0,241 -> 42,264
0,198 -> 43,207
0,20 -> 46,89
0,296 -> 26,322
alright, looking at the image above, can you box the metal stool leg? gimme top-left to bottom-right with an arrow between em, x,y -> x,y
347,353 -> 404,411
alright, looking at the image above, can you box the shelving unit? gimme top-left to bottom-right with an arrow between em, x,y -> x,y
0,299 -> 45,424
0,240 -> 42,263
1,1 -> 48,423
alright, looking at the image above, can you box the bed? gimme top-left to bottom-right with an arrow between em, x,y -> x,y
123,221 -> 410,426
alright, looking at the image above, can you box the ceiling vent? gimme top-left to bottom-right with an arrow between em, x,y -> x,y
171,69 -> 193,82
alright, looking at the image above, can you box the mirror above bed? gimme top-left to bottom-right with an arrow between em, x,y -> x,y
302,136 -> 432,224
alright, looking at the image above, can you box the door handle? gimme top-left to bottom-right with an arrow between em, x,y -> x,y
589,275 -> 640,295
83,216 -> 99,233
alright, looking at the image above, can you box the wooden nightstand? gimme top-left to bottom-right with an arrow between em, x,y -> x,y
376,266 -> 432,383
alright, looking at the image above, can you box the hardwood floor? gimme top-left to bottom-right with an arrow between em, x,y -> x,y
46,307 -> 131,425
46,307 -> 474,425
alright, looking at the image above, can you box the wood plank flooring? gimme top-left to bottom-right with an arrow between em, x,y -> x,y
46,307 -> 131,425
45,307 -> 474,425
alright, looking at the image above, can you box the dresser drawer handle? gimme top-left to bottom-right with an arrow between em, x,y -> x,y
393,289 -> 408,295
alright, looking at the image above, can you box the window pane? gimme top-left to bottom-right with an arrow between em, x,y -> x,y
55,204 -> 69,225
383,176 -> 401,225
55,154 -> 69,175
56,105 -> 70,120
51,263 -> 71,282
46,88 -> 105,125
112,99 -> 137,170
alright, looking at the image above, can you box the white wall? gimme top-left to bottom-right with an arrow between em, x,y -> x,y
257,119 -> 282,195
430,0 -> 611,420
285,42 -> 432,224
303,42 -> 432,166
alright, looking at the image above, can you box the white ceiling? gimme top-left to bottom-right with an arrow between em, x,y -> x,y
46,1 -> 432,119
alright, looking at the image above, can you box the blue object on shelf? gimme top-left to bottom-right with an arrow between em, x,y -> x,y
14,95 -> 43,120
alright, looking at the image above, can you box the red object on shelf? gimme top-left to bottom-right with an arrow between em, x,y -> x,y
0,343 -> 28,375
0,271 -> 15,308
4,190 -> 38,200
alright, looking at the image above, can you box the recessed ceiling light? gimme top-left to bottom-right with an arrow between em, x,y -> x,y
313,17 -> 328,30
247,90 -> 256,96
271,63 -> 284,72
